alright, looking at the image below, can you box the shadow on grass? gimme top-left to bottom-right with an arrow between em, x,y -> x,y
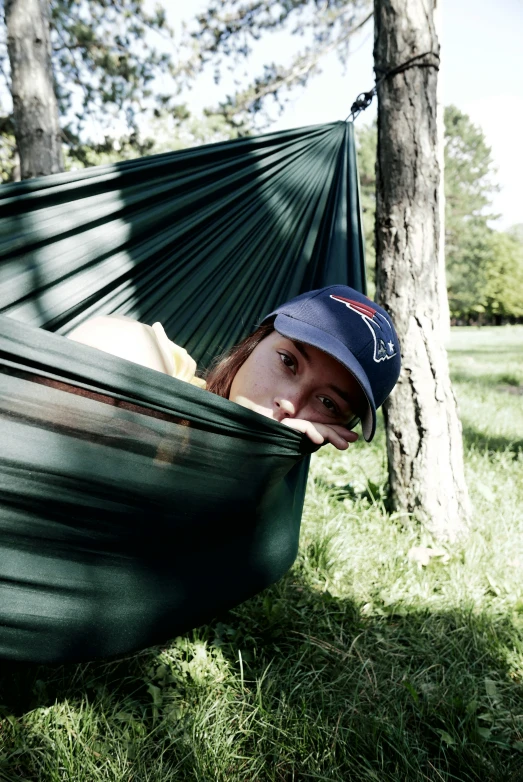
461,424 -> 523,456
0,572 -> 522,782
312,474 -> 386,506
451,371 -> 522,390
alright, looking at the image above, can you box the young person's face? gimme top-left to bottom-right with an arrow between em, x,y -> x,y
229,331 -> 366,427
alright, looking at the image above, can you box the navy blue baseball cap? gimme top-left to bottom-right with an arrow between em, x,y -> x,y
261,285 -> 401,441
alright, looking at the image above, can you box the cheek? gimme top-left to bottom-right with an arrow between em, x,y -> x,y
229,362 -> 249,401
229,352 -> 263,402
229,353 -> 273,405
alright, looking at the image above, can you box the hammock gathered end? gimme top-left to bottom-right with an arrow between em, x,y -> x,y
0,122 -> 365,662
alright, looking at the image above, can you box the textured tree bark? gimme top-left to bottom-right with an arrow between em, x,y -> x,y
5,0 -> 63,178
374,0 -> 470,540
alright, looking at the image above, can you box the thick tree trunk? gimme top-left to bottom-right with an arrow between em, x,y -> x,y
5,0 -> 63,178
374,0 -> 470,541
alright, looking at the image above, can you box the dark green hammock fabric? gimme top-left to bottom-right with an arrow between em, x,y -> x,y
0,121 -> 365,662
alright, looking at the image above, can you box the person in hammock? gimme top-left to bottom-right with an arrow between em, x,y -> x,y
67,285 -> 401,449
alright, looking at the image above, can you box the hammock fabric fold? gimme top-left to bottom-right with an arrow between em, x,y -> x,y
0,122 -> 365,662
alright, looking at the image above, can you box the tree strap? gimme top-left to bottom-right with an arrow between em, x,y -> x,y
346,51 -> 440,122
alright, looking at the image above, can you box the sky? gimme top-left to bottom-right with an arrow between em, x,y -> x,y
171,0 -> 523,231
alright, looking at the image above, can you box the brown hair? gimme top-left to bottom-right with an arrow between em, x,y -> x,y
205,320 -> 275,399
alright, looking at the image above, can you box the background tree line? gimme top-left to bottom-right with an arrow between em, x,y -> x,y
357,107 -> 523,325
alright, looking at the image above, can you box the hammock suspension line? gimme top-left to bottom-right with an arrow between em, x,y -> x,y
345,50 -> 440,122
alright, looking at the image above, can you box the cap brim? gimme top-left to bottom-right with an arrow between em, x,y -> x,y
272,313 -> 376,441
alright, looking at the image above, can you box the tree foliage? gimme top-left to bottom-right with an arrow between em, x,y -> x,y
508,223 -> 523,244
187,0 -> 372,129
444,106 -> 498,225
443,105 -> 497,269
356,107 -> 521,323
0,0 -> 187,173
448,226 -> 523,323
444,106 -> 523,322
483,232 -> 523,321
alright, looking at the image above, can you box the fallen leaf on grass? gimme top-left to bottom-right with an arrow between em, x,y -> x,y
407,546 -> 450,566
477,483 -> 495,503
485,678 -> 499,701
477,726 -> 492,740
436,729 -> 456,746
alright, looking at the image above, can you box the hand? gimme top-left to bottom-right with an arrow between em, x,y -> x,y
281,418 -> 359,450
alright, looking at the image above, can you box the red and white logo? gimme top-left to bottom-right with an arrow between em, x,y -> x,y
330,295 -> 397,363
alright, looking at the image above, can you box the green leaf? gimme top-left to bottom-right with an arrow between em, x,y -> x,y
147,683 -> 162,707
403,680 -> 419,705
484,678 -> 499,700
436,729 -> 456,746
114,711 -> 135,722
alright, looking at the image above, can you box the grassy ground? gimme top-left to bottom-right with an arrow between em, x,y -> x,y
1,327 -> 523,781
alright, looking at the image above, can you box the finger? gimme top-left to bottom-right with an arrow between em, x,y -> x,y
299,422 -> 325,445
323,427 -> 359,450
324,430 -> 350,450
337,429 -> 359,443
281,418 -> 325,444
282,419 -> 360,448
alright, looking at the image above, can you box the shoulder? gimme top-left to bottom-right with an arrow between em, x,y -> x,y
68,315 -> 138,343
67,316 -> 172,374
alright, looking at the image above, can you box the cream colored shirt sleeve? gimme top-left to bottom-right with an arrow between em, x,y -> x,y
67,316 -> 206,389
150,322 -> 206,388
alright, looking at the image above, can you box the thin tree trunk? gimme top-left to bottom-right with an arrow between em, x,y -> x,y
5,0 -> 63,178
374,0 -> 470,541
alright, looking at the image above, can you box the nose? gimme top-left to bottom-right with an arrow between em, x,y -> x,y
274,395 -> 297,420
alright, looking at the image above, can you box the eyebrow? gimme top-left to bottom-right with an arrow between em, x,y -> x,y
327,383 -> 353,407
292,341 -> 311,363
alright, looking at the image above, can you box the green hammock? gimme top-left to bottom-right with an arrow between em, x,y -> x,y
0,121 -> 365,662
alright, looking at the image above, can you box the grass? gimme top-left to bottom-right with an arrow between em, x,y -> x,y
1,326 -> 523,781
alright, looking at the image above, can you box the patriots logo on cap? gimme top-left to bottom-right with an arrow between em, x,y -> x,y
330,295 -> 397,363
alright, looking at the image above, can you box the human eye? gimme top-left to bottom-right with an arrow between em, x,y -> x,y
278,352 -> 297,374
318,395 -> 339,416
